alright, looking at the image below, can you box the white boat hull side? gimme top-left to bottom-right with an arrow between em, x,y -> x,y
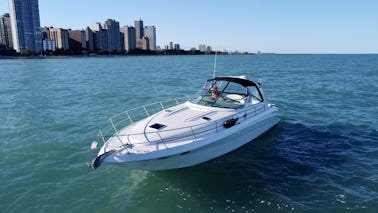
106,107 -> 280,170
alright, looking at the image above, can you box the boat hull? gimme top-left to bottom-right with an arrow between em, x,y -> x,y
104,107 -> 280,170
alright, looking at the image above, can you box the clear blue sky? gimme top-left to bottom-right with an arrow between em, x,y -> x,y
1,0 -> 377,53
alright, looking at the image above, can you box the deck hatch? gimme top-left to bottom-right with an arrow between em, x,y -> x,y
202,116 -> 211,121
149,123 -> 167,130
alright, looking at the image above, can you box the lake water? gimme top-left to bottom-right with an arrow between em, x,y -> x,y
1,54 -> 377,212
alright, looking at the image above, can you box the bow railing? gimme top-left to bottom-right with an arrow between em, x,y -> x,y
98,97 -> 191,145
97,97 -> 272,153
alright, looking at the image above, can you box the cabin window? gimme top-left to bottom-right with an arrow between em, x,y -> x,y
247,86 -> 263,104
222,82 -> 245,95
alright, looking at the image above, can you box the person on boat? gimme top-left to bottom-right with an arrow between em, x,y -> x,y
211,83 -> 221,99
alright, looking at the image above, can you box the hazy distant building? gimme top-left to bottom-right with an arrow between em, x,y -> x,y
68,30 -> 86,51
134,19 -> 143,39
199,44 -> 206,52
137,37 -> 149,50
49,28 -> 69,50
8,0 -> 42,53
206,45 -> 212,52
120,25 -> 136,52
0,13 -> 13,49
104,19 -> 121,52
174,43 -> 180,50
143,26 -> 156,50
169,42 -> 173,50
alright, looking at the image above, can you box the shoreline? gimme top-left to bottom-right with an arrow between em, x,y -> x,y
0,53 -> 256,59
1,53 -> 377,59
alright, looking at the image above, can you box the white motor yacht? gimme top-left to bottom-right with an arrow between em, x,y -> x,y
91,76 -> 280,170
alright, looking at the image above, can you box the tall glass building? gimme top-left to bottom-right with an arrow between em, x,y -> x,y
0,13 -> 13,48
134,19 -> 143,40
104,19 -> 121,53
120,25 -> 136,52
144,26 -> 156,51
8,0 -> 42,53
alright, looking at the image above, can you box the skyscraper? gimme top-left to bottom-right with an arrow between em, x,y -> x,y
8,0 -> 42,53
42,39 -> 55,52
104,19 -> 121,52
85,27 -> 94,52
48,28 -> 69,50
91,22 -> 102,32
120,25 -> 136,52
101,28 -> 109,52
91,22 -> 103,51
0,13 -> 13,49
174,43 -> 180,50
144,26 -> 156,51
68,30 -> 86,51
199,44 -> 206,52
137,37 -> 149,50
41,26 -> 50,39
134,19 -> 143,40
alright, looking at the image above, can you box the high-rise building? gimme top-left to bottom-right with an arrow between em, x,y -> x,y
0,13 -> 13,49
101,29 -> 109,52
199,44 -> 206,52
120,32 -> 124,52
144,26 -> 156,51
68,30 -> 86,51
104,19 -> 121,52
91,22 -> 102,32
134,19 -> 143,39
42,39 -> 55,52
41,26 -> 50,39
85,27 -> 94,52
120,25 -> 136,52
174,43 -> 180,50
91,22 -> 103,51
128,26 -> 136,50
137,37 -> 149,50
169,42 -> 173,50
48,28 -> 69,50
8,0 -> 42,53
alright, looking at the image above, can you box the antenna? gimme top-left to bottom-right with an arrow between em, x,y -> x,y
213,51 -> 217,78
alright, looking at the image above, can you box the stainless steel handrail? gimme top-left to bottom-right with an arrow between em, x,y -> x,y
99,97 -> 190,144
98,97 -> 272,150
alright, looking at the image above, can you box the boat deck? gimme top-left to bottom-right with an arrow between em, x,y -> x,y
103,101 -> 235,154
100,100 -> 270,155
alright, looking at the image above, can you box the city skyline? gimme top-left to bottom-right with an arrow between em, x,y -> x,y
1,0 -> 378,53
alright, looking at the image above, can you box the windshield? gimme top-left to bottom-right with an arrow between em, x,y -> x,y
190,80 -> 258,109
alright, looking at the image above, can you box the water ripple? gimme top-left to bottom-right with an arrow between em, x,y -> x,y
1,55 -> 378,212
